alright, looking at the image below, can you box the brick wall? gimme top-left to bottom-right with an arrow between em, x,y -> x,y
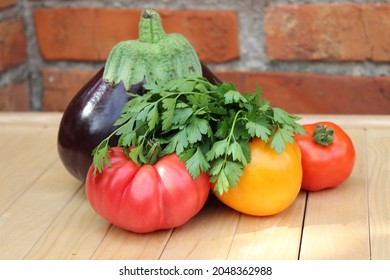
0,1 -> 389,114
0,0 -> 29,110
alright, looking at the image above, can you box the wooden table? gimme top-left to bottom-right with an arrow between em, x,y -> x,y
0,112 -> 389,260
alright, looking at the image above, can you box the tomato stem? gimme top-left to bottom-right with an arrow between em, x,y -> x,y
313,124 -> 334,146
145,140 -> 161,165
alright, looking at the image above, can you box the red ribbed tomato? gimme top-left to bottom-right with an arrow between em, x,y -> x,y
86,147 -> 210,233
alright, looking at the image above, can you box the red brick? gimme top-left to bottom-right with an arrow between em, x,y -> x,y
0,0 -> 17,9
42,67 -> 390,114
34,8 -> 239,63
34,9 -> 140,62
0,18 -> 27,72
362,5 -> 390,62
0,81 -> 30,111
216,71 -> 390,114
158,10 -> 239,63
264,4 -> 390,61
42,68 -> 97,111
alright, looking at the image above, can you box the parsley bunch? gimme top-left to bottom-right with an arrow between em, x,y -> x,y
92,76 -> 305,195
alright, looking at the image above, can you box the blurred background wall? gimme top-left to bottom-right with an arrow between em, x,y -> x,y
0,0 -> 389,114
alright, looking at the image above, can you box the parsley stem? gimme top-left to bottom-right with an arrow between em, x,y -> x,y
224,109 -> 243,160
193,106 -> 208,116
154,90 -> 216,105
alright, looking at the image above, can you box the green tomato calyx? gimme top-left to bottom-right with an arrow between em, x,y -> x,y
313,124 -> 334,146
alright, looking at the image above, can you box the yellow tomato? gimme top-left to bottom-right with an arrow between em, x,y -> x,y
212,138 -> 302,216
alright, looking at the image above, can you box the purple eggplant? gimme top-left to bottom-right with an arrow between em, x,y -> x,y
58,67 -> 138,182
57,63 -> 220,183
57,9 -> 221,183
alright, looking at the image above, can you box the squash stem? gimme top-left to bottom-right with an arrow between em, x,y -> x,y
138,9 -> 166,44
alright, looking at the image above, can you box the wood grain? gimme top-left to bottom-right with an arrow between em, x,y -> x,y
92,226 -> 172,260
299,115 -> 390,129
299,129 -> 370,259
0,112 -> 62,127
227,192 -> 307,260
0,160 -> 81,259
366,129 -> 390,260
0,126 -> 59,214
25,187 -> 110,260
1,113 -> 390,260
160,195 -> 240,260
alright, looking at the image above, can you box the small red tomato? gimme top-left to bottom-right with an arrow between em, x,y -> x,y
86,147 -> 210,233
295,122 -> 356,192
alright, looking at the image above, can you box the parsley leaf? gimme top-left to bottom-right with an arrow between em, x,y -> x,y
91,76 -> 305,195
186,116 -> 209,144
225,90 -> 247,104
206,139 -> 228,161
246,121 -> 270,141
161,98 -> 176,131
186,147 -> 210,178
227,141 -> 248,166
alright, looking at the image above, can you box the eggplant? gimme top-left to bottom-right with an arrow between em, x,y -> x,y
57,9 -> 221,183
57,67 -> 137,182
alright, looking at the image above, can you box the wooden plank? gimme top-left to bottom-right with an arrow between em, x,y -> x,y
299,115 -> 390,129
227,191 -> 306,260
30,181 -> 173,260
0,112 -> 62,127
366,129 -> 390,260
0,126 -> 45,162
0,160 -> 81,259
299,128 -> 370,259
91,226 -> 173,260
25,187 -> 111,260
1,113 -> 390,129
0,113 -> 388,260
159,195 -> 240,260
0,126 -> 60,214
